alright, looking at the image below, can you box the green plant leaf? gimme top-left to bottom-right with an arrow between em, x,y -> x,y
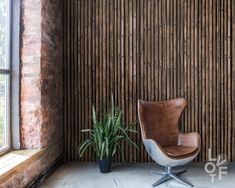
100,142 -> 105,160
79,139 -> 92,157
105,137 -> 109,158
81,129 -> 92,132
111,93 -> 114,118
92,106 -> 97,125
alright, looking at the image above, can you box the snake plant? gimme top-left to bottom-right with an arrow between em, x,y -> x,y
79,97 -> 139,161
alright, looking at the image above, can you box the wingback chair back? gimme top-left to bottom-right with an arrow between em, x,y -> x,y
138,98 -> 187,147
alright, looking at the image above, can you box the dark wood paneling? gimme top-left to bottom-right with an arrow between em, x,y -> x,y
63,0 -> 235,162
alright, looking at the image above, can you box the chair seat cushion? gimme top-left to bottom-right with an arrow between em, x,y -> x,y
163,145 -> 198,158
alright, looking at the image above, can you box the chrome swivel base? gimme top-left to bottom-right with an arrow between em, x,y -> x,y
151,166 -> 193,187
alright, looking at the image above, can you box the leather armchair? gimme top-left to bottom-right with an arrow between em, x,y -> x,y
138,98 -> 200,187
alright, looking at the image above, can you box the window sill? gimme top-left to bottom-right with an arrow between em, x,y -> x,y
0,149 -> 44,183
0,147 -> 10,157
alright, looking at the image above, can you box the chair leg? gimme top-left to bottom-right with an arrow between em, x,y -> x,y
169,173 -> 193,187
151,170 -> 165,175
152,173 -> 171,187
173,169 -> 187,175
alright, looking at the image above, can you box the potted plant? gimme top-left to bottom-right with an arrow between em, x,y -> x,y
79,97 -> 139,173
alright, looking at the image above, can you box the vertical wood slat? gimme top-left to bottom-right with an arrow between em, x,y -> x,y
232,0 -> 235,161
64,0 -> 235,162
63,0 -> 68,161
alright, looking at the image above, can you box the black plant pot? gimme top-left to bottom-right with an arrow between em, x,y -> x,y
98,157 -> 112,173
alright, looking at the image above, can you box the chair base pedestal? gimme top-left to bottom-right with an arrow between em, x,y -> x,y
151,167 -> 193,187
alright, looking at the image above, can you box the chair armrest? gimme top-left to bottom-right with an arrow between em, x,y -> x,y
178,132 -> 201,148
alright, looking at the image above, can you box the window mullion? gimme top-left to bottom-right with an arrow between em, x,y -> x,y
0,69 -> 11,74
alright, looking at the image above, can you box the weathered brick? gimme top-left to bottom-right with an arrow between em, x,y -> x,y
0,0 -> 63,187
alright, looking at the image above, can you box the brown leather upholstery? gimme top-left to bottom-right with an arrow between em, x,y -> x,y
138,98 -> 200,158
164,146 -> 198,158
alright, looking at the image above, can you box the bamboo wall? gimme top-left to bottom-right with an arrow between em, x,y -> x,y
63,0 -> 235,162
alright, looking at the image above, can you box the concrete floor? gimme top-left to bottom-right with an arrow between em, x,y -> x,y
40,162 -> 235,188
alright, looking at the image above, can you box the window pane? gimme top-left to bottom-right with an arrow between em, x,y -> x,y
0,74 -> 9,149
0,0 -> 8,69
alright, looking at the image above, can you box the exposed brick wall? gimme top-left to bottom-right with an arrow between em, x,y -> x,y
21,0 -> 63,150
0,0 -> 63,187
40,0 -> 63,149
21,0 -> 42,149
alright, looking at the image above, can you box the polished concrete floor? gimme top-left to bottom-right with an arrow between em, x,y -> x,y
40,162 -> 235,188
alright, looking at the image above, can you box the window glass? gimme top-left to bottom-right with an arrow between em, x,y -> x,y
0,0 -> 10,152
0,75 -> 9,149
0,0 -> 8,69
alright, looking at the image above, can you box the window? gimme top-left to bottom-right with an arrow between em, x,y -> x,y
0,0 -> 10,154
